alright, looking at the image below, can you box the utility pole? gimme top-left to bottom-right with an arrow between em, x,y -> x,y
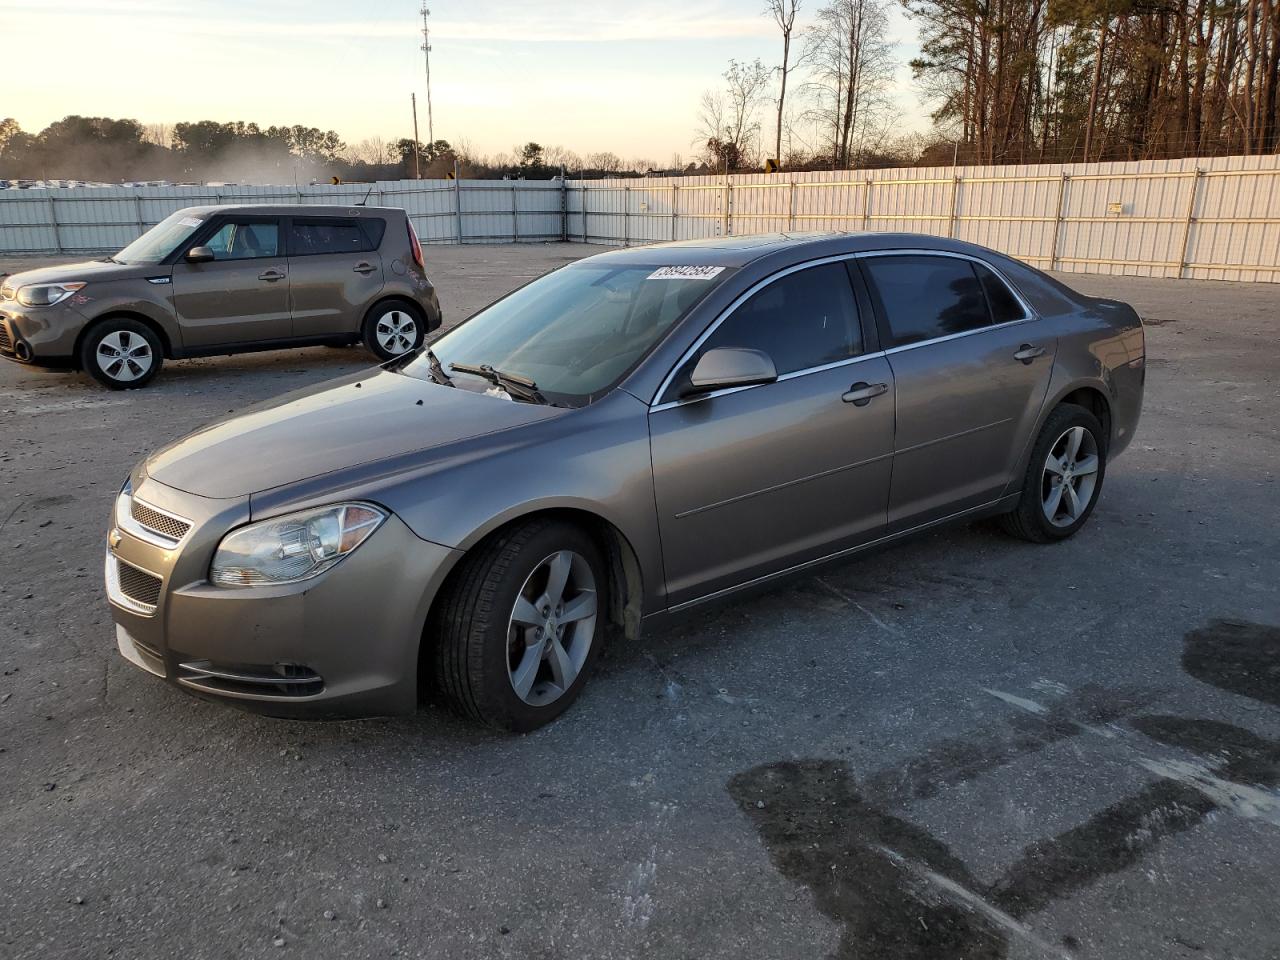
420,5 -> 434,148
411,92 -> 421,179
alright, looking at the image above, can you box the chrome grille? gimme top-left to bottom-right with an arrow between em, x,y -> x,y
130,499 -> 191,541
0,322 -> 11,353
177,660 -> 325,698
116,559 -> 162,611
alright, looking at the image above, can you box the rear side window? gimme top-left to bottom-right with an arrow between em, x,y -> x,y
861,255 -> 990,347
359,218 -> 387,249
974,262 -> 1026,324
697,262 -> 862,376
289,219 -> 371,256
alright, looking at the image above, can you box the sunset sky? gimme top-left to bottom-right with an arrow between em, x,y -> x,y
7,0 -> 924,161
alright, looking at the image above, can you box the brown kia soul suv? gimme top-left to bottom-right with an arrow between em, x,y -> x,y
0,204 -> 442,388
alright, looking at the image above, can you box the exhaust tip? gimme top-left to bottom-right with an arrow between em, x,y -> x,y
14,340 -> 32,362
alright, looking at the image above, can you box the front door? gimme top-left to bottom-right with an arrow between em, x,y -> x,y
857,252 -> 1058,530
284,217 -> 386,338
171,216 -> 290,347
649,261 -> 896,608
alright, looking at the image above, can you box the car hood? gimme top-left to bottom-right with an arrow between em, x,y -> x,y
144,370 -> 565,499
3,259 -> 162,288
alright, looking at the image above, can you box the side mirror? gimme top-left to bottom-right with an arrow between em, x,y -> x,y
682,347 -> 777,397
185,245 -> 215,264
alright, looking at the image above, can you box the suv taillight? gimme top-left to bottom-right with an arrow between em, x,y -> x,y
406,218 -> 424,270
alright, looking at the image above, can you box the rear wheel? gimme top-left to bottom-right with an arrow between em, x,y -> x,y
80,318 -> 163,389
998,403 -> 1106,543
432,519 -> 604,732
362,300 -> 424,361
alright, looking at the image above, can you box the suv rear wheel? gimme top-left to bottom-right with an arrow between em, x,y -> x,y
363,300 -> 424,361
80,318 -> 163,389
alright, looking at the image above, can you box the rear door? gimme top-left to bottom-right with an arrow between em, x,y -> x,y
648,260 -> 895,607
171,215 -> 290,346
857,252 -> 1057,530
284,216 -> 386,338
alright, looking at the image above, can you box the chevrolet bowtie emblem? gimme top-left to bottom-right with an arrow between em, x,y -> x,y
108,529 -> 123,550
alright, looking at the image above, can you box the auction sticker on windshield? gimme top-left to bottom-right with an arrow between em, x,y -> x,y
647,266 -> 725,281
178,217 -> 204,228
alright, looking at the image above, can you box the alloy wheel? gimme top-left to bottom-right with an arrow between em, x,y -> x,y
96,330 -> 153,383
374,310 -> 418,356
506,550 -> 598,707
1041,425 -> 1100,527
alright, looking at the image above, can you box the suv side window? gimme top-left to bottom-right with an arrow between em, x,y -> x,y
861,254 -> 992,347
696,262 -> 862,378
202,219 -> 279,260
289,219 -> 371,256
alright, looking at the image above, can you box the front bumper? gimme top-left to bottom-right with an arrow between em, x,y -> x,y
106,475 -> 462,719
0,299 -> 86,363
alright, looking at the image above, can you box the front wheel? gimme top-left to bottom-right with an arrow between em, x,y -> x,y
432,520 -> 604,732
80,318 -> 163,389
362,300 -> 424,361
998,403 -> 1106,543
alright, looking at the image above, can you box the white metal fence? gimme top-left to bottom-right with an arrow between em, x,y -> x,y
2,154 -> 1278,282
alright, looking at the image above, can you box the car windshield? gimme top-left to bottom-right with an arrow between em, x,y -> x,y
114,211 -> 207,265
402,261 -> 731,404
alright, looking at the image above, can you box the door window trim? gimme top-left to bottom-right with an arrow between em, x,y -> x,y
855,249 -> 1037,356
650,254 -> 874,411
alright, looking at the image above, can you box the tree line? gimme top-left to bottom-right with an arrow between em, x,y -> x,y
0,117 -> 658,184
701,0 -> 1279,171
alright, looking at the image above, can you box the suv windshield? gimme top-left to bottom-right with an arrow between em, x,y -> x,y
115,210 -> 207,265
403,261 -> 730,404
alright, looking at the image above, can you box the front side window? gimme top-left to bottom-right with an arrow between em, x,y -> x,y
861,254 -> 992,347
203,220 -> 279,260
290,219 -> 370,256
403,262 -> 731,404
696,261 -> 862,376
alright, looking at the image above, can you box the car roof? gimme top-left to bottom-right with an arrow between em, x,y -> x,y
174,204 -> 401,218
579,232 -> 1008,269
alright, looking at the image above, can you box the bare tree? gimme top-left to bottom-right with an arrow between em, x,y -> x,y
142,123 -> 173,149
766,0 -> 804,165
353,136 -> 390,166
802,0 -> 897,168
697,58 -> 774,169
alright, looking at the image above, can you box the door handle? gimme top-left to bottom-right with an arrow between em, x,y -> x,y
1013,343 -> 1046,364
258,269 -> 286,282
353,262 -> 377,275
842,381 -> 888,406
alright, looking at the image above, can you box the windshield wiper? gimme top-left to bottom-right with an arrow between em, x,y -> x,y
450,362 -> 548,404
425,347 -> 454,387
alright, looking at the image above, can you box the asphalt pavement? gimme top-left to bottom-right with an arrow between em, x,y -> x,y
1,243 -> 1278,959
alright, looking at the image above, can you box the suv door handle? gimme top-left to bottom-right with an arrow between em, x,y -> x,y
353,262 -> 377,274
842,381 -> 888,406
1013,343 -> 1046,364
258,269 -> 286,282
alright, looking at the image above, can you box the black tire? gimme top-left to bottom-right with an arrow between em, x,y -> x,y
998,403 -> 1107,543
79,318 -> 163,390
362,299 -> 425,361
431,519 -> 606,732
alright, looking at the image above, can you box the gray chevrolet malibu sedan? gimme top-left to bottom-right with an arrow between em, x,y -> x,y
106,233 -> 1145,731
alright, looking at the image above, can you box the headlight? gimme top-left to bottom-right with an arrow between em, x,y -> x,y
210,503 -> 386,588
17,281 -> 86,306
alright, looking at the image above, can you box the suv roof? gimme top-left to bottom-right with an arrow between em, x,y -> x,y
174,204 -> 402,218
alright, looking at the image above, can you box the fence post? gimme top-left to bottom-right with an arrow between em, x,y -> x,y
47,196 -> 62,254
788,179 -> 797,231
862,178 -> 873,231
1177,168 -> 1204,279
582,182 -> 589,244
454,160 -> 462,244
511,183 -> 519,242
671,184 -> 679,241
1049,172 -> 1069,271
947,176 -> 962,238
623,185 -> 630,247
133,193 -> 146,240
560,166 -> 568,243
